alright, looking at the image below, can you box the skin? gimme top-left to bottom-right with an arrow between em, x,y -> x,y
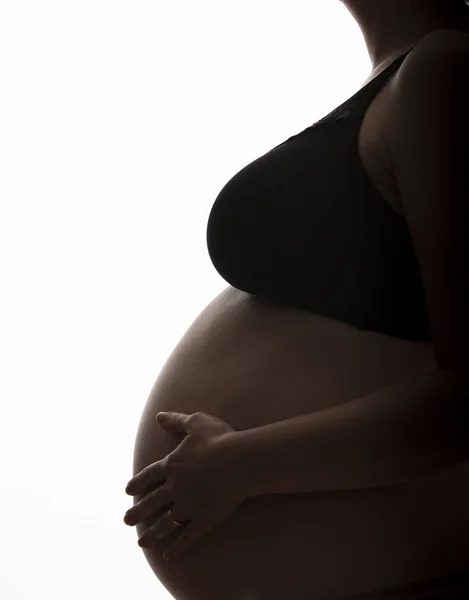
126,5 -> 469,599
340,0 -> 469,72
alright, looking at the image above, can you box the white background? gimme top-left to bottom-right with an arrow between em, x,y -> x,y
0,1 -> 369,598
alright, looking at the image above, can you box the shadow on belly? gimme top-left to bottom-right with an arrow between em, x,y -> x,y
127,288 -> 465,600
132,403 -> 469,600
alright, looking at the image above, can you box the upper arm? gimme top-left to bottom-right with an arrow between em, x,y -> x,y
385,30 -> 469,377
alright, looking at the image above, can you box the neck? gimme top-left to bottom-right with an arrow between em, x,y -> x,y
341,0 -> 469,71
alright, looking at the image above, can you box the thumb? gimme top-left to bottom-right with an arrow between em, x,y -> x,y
156,411 -> 191,434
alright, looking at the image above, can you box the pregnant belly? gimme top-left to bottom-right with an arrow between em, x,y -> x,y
131,286 -> 469,600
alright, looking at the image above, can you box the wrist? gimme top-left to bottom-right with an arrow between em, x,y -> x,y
217,430 -> 260,500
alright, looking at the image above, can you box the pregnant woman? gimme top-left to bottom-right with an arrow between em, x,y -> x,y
124,1 -> 469,599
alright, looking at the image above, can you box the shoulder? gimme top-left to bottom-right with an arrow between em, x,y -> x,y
390,28 -> 469,100
411,26 -> 469,54
385,27 -> 469,168
405,27 -> 469,64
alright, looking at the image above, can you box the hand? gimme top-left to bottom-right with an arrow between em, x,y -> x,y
123,411 -> 244,561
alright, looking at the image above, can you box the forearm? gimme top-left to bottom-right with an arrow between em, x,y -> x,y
224,368 -> 469,497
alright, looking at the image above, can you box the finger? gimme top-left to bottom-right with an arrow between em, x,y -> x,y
137,510 -> 183,547
156,411 -> 194,434
124,486 -> 169,526
162,520 -> 208,560
125,461 -> 166,496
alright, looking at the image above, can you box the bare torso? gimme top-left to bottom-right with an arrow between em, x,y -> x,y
131,54 -> 469,600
